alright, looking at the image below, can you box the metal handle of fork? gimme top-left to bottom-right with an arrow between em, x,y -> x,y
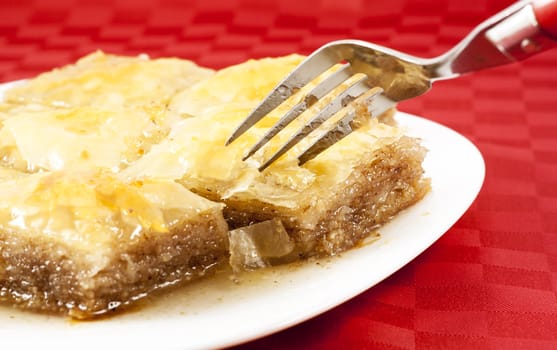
432,0 -> 557,79
485,0 -> 557,61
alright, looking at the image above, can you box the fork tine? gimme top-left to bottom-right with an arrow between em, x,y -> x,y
225,47 -> 341,146
258,75 -> 370,171
242,63 -> 352,161
297,87 -> 383,165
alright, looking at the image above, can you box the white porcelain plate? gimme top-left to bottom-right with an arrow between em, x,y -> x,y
0,81 -> 485,350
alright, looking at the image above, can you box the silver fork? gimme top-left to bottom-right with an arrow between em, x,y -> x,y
226,0 -> 557,171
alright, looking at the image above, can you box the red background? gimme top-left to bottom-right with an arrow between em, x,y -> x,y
1,0 -> 556,349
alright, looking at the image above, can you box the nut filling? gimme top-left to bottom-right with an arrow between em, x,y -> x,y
0,214 -> 228,318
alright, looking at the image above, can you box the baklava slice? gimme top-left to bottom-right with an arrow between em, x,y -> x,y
0,55 -> 228,317
125,55 -> 430,258
0,168 -> 228,318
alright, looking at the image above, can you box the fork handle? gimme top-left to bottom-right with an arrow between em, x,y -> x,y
436,0 -> 556,78
533,0 -> 557,38
482,0 -> 557,63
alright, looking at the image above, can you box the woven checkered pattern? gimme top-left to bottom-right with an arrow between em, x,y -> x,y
1,0 -> 556,348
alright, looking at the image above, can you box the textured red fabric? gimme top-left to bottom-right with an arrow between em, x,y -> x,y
0,0 -> 556,349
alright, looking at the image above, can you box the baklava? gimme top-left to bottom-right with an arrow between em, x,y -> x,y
0,52 -> 429,318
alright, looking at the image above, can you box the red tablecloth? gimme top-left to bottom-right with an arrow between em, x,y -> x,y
1,0 -> 556,348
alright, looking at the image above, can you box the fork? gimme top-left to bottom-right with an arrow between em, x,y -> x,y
227,0 -> 557,171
